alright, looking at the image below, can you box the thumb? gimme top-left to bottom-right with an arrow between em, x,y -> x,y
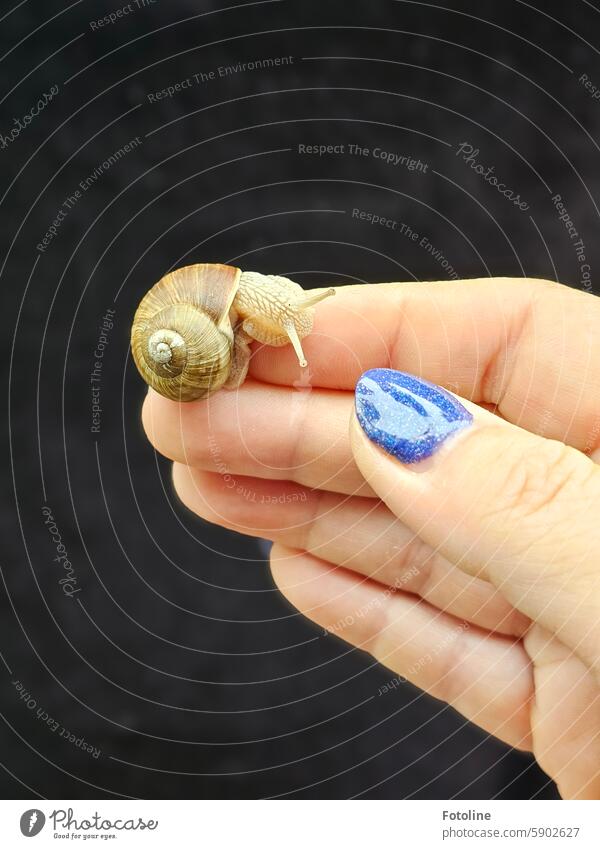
350,368 -> 600,676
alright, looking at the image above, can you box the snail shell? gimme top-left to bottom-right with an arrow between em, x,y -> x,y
131,263 -> 240,402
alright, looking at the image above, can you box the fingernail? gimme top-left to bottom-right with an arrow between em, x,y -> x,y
355,368 -> 473,463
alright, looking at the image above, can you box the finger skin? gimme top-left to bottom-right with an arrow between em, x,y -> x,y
250,278 -> 600,452
173,465 -> 529,637
350,398 -> 600,679
143,382 -> 372,496
269,544 -> 533,750
524,625 -> 600,800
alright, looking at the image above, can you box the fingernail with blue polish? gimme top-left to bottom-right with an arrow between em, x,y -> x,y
355,369 -> 473,463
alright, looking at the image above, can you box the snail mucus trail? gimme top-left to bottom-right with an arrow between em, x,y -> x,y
131,263 -> 335,402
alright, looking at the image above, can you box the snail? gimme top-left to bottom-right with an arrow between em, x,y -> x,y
130,263 -> 335,401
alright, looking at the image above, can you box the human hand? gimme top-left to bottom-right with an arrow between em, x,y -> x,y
142,277 -> 600,799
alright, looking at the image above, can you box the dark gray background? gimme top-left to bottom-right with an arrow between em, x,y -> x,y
1,0 -> 597,798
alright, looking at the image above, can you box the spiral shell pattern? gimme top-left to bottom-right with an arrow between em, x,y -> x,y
130,264 -> 241,401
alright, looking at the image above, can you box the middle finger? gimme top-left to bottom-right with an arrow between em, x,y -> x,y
143,380 -> 371,496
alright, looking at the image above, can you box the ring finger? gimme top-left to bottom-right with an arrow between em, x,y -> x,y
173,464 -> 529,637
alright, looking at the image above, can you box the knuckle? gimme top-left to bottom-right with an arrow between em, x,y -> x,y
486,434 -> 591,524
298,489 -> 326,552
405,547 -> 445,596
436,623 -> 472,704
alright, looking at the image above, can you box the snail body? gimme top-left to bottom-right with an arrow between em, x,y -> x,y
131,263 -> 334,401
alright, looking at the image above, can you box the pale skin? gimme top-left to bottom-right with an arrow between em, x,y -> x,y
141,277 -> 600,799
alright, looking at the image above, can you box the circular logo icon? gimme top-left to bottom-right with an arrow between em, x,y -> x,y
19,810 -> 45,837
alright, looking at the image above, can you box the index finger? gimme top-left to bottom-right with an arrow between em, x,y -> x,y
249,277 -> 600,451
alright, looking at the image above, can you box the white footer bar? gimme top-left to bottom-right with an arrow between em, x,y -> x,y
0,799 -> 598,848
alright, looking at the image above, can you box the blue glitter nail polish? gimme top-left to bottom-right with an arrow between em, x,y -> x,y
355,368 -> 473,463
